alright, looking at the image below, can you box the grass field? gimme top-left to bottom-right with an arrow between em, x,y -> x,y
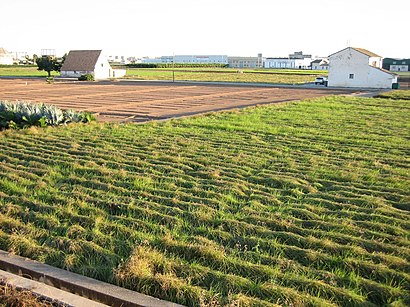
0,66 -> 324,84
0,66 -> 58,77
124,68 -> 323,84
0,94 -> 409,306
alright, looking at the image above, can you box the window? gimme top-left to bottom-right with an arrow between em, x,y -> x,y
101,63 -> 104,67
349,74 -> 354,79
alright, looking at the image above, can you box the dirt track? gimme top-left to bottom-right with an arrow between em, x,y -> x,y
0,79 -> 353,122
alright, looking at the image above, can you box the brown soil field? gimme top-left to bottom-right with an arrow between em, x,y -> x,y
0,79 -> 354,122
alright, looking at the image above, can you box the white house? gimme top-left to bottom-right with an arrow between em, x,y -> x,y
60,50 -> 126,79
328,47 -> 398,89
0,47 -> 14,65
311,59 -> 329,70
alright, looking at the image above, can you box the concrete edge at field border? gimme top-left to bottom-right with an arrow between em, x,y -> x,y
0,269 -> 108,306
0,250 -> 184,307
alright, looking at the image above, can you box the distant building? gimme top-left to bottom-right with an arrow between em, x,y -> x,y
228,54 -> 263,68
142,55 -> 228,65
328,47 -> 398,88
382,58 -> 410,72
107,55 -> 133,65
289,51 -> 312,59
264,51 -> 312,69
60,50 -> 126,79
0,47 -> 14,65
311,59 -> 329,70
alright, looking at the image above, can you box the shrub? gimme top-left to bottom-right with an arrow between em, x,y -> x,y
78,74 -> 94,81
0,101 -> 96,130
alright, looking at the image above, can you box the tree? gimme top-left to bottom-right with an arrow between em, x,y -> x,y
36,55 -> 64,78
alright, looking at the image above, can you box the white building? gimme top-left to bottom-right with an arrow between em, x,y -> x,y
328,47 -> 398,89
142,55 -> 228,65
0,47 -> 14,65
311,59 -> 329,70
228,54 -> 263,68
60,50 -> 126,79
264,51 -> 312,69
264,57 -> 312,69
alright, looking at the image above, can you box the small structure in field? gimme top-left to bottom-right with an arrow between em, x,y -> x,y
0,47 -> 14,65
60,50 -> 126,80
328,47 -> 398,88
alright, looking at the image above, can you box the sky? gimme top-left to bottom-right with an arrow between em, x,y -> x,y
1,0 -> 409,58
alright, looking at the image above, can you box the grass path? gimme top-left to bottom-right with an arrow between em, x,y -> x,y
0,95 -> 409,306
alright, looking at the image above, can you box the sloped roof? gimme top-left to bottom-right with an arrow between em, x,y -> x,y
0,47 -> 11,55
329,47 -> 381,58
374,66 -> 399,76
61,50 -> 103,71
353,48 -> 381,58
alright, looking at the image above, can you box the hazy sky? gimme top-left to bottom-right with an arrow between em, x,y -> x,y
1,0 -> 409,58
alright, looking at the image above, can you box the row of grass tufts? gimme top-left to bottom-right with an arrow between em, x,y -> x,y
0,93 -> 409,306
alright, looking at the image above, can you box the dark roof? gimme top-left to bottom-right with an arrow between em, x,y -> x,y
311,59 -> 322,64
61,50 -> 103,71
383,58 -> 410,64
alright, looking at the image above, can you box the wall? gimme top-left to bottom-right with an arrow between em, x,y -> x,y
0,55 -> 13,65
328,48 -> 395,88
390,65 -> 409,72
264,58 -> 311,69
60,70 -> 92,78
111,69 -> 126,78
93,56 -> 112,79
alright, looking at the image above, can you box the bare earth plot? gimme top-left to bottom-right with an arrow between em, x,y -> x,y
0,79 -> 353,122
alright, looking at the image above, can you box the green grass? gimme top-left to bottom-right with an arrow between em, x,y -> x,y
0,66 -> 325,84
0,66 -> 58,77
124,68 -> 324,84
0,94 -> 409,306
375,90 -> 410,100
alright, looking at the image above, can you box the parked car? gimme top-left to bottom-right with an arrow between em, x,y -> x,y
315,77 -> 328,85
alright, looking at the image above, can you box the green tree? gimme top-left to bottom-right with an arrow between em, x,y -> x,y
36,55 -> 64,77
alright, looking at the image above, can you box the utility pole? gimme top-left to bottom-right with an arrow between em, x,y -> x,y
172,53 -> 175,83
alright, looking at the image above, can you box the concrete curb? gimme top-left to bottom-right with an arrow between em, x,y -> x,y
0,269 -> 107,306
0,250 -> 183,307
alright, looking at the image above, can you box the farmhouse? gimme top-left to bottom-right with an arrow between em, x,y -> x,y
328,47 -> 398,89
0,47 -> 13,65
311,59 -> 329,70
382,58 -> 410,72
60,50 -> 125,79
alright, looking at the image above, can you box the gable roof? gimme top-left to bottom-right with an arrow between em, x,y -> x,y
353,48 -> 381,58
329,47 -> 381,58
0,47 -> 11,55
61,50 -> 103,71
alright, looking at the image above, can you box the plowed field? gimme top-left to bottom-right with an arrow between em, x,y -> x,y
0,79 -> 352,122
